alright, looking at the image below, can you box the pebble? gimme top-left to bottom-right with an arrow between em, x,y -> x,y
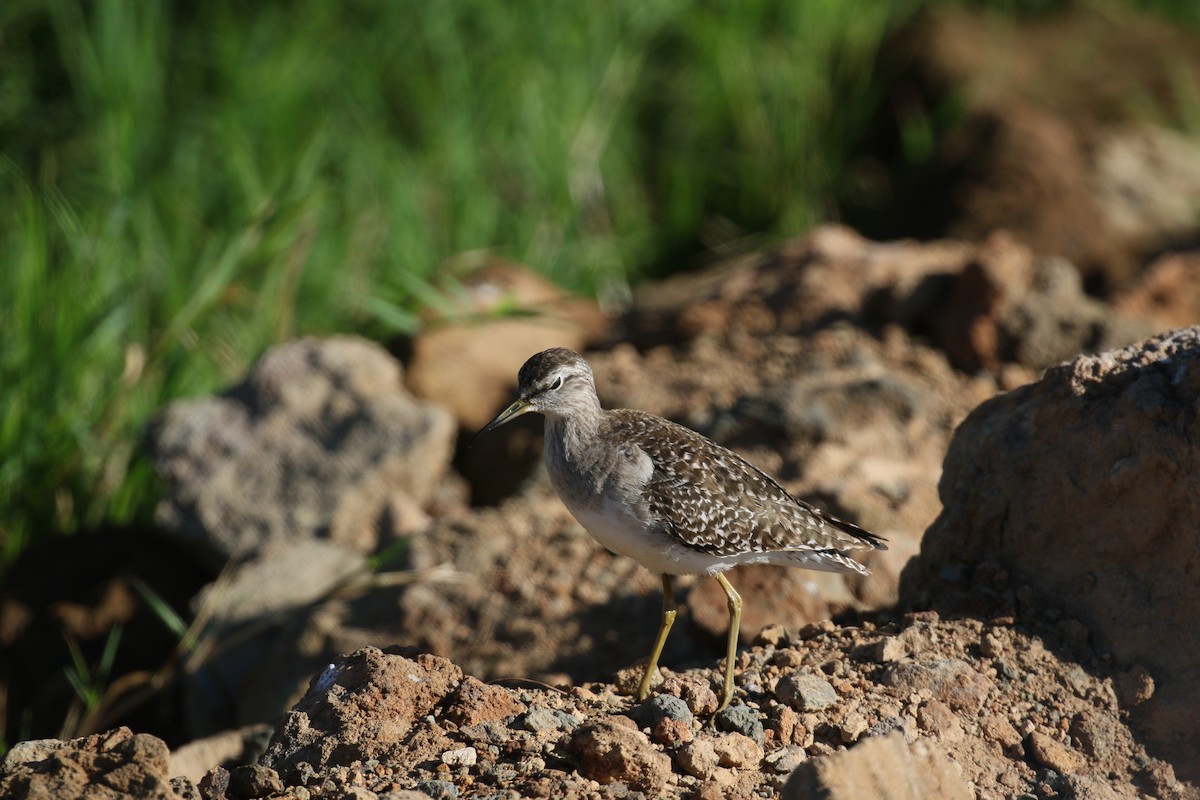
520,706 -> 580,734
230,764 -> 283,798
416,779 -> 458,799
441,747 -> 477,767
839,711 -> 868,743
714,704 -> 765,746
763,744 -> 806,773
1027,731 -> 1083,774
711,733 -> 762,768
775,672 -> 838,711
633,694 -> 694,727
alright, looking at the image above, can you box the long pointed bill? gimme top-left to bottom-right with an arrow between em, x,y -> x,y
469,399 -> 534,448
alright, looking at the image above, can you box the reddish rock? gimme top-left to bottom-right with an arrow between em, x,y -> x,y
905,328 -> 1200,779
880,659 -> 993,715
568,717 -> 672,793
783,733 -> 971,800
1027,731 -> 1084,774
261,646 -> 462,782
0,727 -> 183,800
443,676 -> 528,726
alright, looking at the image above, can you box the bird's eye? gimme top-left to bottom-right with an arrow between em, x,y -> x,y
549,376 -> 564,391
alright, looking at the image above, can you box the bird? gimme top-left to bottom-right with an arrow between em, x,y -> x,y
473,347 -> 886,711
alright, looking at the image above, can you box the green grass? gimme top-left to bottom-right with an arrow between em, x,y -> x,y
1,0 -> 919,564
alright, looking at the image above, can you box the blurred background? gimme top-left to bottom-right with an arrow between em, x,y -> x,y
2,0 -> 1199,755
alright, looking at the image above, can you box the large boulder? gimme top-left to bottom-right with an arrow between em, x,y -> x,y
904,327 -> 1200,780
147,336 -> 457,560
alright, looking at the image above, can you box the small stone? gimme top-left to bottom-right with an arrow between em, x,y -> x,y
444,676 -> 528,726
714,704 -> 765,746
873,636 -> 908,663
170,777 -> 200,800
839,711 -> 868,744
1116,665 -> 1154,706
633,694 -> 694,727
569,718 -> 673,793
676,738 -> 720,780
979,631 -> 1003,658
295,762 -> 318,786
756,623 -> 788,647
650,717 -> 694,747
1027,731 -> 1083,774
229,764 -> 283,799
766,705 -> 797,746
416,779 -> 459,799
521,706 -> 581,734
441,747 -> 477,767
880,659 -> 993,715
659,676 -> 720,716
711,732 -> 763,768
340,789 -> 378,800
199,766 -> 231,800
764,744 -> 807,773
917,700 -> 963,744
776,672 -> 838,711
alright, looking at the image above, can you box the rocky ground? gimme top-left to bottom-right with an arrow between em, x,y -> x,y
4,9 -> 1200,796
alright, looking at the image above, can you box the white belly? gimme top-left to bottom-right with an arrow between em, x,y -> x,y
565,495 -> 732,576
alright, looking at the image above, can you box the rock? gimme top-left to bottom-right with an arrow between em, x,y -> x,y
520,706 -> 580,735
228,764 -> 283,799
261,646 -> 462,782
1116,665 -> 1155,707
675,738 -> 723,782
880,659 -> 993,715
714,704 -> 765,747
839,711 -> 868,744
783,732 -> 972,800
904,328 -> 1200,779
710,733 -> 762,768
147,336 -> 456,561
440,747 -> 477,767
568,717 -> 673,794
416,779 -> 458,799
776,673 -> 839,711
198,765 -> 230,799
170,725 -> 273,784
443,676 -> 528,727
1027,731 -> 1083,775
0,727 -> 184,800
631,694 -> 694,728
170,776 -> 200,800
659,676 -> 720,717
1,738 -> 62,771
765,745 -> 807,774
978,714 -> 1021,749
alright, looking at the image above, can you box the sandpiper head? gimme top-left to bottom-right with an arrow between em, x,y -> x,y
473,348 -> 597,441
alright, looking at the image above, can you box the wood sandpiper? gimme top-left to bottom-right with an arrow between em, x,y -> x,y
475,347 -> 886,710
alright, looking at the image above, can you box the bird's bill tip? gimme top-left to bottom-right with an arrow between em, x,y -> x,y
469,399 -> 534,447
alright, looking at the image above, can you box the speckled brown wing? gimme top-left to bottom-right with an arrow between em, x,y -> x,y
607,410 -> 885,560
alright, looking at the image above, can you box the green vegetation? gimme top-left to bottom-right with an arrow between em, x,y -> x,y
2,0 -> 1196,565
0,0 -> 914,562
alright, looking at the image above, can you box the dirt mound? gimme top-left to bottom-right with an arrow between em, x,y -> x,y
905,327 -> 1200,781
198,596 -> 1189,799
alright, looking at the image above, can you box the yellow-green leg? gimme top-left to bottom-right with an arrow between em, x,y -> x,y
637,574 -> 676,701
714,572 -> 743,711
